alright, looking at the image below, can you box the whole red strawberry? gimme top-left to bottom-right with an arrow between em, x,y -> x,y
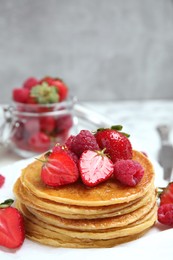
158,204 -> 173,226
95,126 -> 132,163
0,174 -> 5,188
40,149 -> 79,187
12,88 -> 30,103
0,199 -> 25,249
69,130 -> 99,158
113,159 -> 144,186
79,149 -> 114,187
41,76 -> 68,101
28,132 -> 51,153
159,182 -> 173,205
22,77 -> 39,90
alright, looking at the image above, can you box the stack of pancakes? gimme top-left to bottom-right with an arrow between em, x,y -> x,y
13,150 -> 157,248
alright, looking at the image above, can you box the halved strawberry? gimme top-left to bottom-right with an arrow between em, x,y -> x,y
79,149 -> 114,187
95,125 -> 132,163
0,199 -> 25,249
159,182 -> 173,205
40,149 -> 79,187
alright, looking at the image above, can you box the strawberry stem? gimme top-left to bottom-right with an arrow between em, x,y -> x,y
0,199 -> 14,208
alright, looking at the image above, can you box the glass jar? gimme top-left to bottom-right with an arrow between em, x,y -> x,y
0,97 -> 77,158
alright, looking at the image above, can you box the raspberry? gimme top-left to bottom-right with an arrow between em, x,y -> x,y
0,174 -> 5,188
69,130 -> 99,158
65,135 -> 75,150
158,204 -> 173,226
113,159 -> 144,186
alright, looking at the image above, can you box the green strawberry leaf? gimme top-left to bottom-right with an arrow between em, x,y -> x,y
0,199 -> 14,208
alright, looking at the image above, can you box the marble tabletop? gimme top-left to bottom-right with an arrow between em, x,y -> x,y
0,99 -> 173,168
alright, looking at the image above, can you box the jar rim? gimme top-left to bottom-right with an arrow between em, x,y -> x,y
10,96 -> 77,117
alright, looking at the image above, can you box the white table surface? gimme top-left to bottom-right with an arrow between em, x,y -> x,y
0,99 -> 173,167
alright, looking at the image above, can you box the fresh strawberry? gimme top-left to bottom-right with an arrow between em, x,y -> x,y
0,199 -> 25,249
69,130 -> 99,158
95,125 -> 132,163
159,182 -> 173,205
79,149 -> 114,187
158,204 -> 173,226
12,88 -> 30,103
40,149 -> 79,187
22,77 -> 39,90
40,116 -> 56,134
41,77 -> 68,101
55,114 -> 73,133
52,144 -> 78,165
28,132 -> 51,152
0,174 -> 5,188
113,159 -> 144,186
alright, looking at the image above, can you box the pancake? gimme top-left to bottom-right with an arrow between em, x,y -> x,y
16,200 -> 156,239
14,178 -> 155,219
13,150 -> 157,248
15,189 -> 156,231
19,150 -> 155,206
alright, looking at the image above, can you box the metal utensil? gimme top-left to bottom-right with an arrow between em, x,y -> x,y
157,124 -> 173,181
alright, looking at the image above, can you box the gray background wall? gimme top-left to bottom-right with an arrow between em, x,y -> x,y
0,0 -> 173,103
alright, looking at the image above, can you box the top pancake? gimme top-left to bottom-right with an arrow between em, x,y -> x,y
20,150 -> 155,206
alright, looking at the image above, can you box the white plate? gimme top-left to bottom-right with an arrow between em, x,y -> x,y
0,158 -> 173,259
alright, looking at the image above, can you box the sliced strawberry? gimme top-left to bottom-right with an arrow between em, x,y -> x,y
40,149 -> 79,187
79,149 -> 114,187
12,88 -> 30,103
0,174 -> 5,188
95,126 -> 132,163
159,182 -> 173,205
0,199 -> 25,249
52,144 -> 78,165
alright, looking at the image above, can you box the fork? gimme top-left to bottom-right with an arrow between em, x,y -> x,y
157,124 -> 173,181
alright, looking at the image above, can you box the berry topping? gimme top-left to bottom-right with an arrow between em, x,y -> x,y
0,199 -> 25,249
22,77 -> 39,90
65,135 -> 75,150
158,204 -> 173,226
69,130 -> 99,158
52,144 -> 78,165
159,182 -> 173,206
95,126 -> 132,163
40,149 -> 79,187
79,149 -> 114,187
113,159 -> 144,186
0,174 -> 5,188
